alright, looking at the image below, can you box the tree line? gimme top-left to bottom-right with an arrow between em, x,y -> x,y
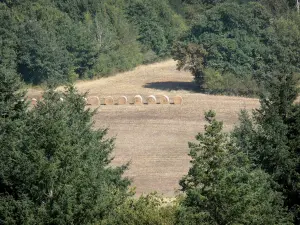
172,0 -> 300,95
0,0 -> 186,86
2,0 -> 299,93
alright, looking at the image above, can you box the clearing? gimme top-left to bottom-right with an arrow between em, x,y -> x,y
27,60 -> 259,196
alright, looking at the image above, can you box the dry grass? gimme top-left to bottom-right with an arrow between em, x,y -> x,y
27,60 -> 260,197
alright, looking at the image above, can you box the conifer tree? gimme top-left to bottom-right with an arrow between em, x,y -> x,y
178,111 -> 292,224
0,86 -> 130,224
233,73 -> 300,223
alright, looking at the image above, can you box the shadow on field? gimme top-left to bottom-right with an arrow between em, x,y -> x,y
143,81 -> 199,92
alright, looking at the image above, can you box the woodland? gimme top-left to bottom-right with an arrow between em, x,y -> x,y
1,0 -> 300,224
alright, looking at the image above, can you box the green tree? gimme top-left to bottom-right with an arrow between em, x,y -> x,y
17,18 -> 71,85
0,67 -> 26,120
0,3 -> 18,71
127,0 -> 186,61
233,73 -> 300,223
0,86 -> 130,224
53,0 -> 143,78
0,65 -> 29,224
91,2 -> 142,76
102,193 -> 177,225
178,110 -> 292,224
172,2 -> 300,94
1,0 -> 186,85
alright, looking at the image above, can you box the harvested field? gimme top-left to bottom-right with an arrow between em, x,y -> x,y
27,60 -> 260,196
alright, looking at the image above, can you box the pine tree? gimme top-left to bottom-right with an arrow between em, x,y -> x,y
233,73 -> 300,223
178,110 -> 292,224
0,65 -> 29,224
0,86 -> 130,224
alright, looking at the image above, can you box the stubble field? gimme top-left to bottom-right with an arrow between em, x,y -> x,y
28,60 -> 260,196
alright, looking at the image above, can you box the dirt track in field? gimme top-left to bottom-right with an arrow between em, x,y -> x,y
28,60 -> 260,196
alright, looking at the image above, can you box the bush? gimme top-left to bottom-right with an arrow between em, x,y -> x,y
102,193 -> 178,225
203,68 -> 259,95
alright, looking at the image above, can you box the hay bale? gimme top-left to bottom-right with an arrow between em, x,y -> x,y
134,95 -> 143,105
160,95 -> 170,104
118,96 -> 128,105
147,95 -> 156,104
104,96 -> 114,105
173,96 -> 183,105
87,96 -> 100,106
31,98 -> 37,106
59,97 -> 64,102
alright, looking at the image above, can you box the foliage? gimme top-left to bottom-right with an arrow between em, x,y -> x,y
127,0 -> 186,62
203,68 -> 258,95
0,3 -> 18,71
17,18 -> 71,86
0,0 -> 185,86
173,42 -> 208,87
178,110 -> 293,224
0,85 -> 131,224
172,1 -> 300,94
0,69 -> 27,122
260,0 -> 296,14
233,73 -> 300,223
102,193 -> 178,225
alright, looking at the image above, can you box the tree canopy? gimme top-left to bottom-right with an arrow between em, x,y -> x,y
172,1 -> 300,94
0,83 -> 131,224
233,73 -> 300,223
0,0 -> 186,86
177,110 -> 293,224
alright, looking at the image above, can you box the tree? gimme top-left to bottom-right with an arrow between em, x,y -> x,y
17,17 -> 71,85
1,0 -> 187,85
127,0 -> 186,60
102,193 -> 178,225
0,64 -> 29,224
172,1 -> 300,94
0,3 -> 18,71
0,68 -> 27,120
0,86 -> 130,224
233,73 -> 300,223
177,110 -> 292,224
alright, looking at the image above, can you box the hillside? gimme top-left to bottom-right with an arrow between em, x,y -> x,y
28,60 -> 260,196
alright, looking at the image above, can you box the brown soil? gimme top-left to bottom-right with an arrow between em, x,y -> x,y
27,60 -> 260,196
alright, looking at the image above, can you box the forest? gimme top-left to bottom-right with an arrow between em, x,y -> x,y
1,0 -> 300,224
0,0 -> 185,86
1,0 -> 299,92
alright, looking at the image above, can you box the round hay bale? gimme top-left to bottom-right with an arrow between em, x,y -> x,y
160,95 -> 170,104
59,97 -> 64,102
87,96 -> 100,106
118,96 -> 128,105
134,95 -> 143,105
31,98 -> 37,106
104,96 -> 114,105
173,96 -> 183,105
147,95 -> 156,104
